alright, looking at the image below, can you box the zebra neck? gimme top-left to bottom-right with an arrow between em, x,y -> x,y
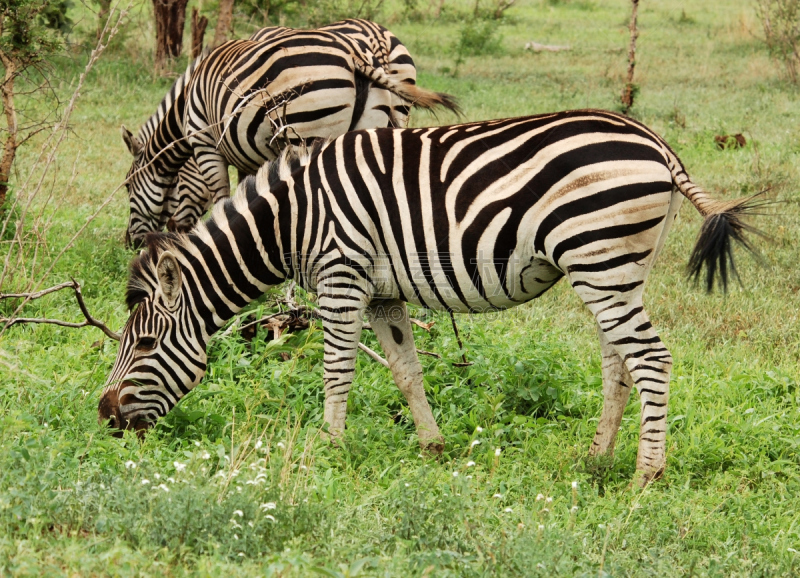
144,90 -> 193,179
178,187 -> 291,340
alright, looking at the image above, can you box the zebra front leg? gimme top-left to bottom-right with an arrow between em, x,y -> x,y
318,293 -> 367,440
367,299 -> 444,455
588,325 -> 634,460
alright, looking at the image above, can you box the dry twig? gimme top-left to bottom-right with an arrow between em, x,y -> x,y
0,279 -> 120,340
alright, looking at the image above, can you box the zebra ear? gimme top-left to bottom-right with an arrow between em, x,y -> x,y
156,251 -> 182,307
121,125 -> 143,158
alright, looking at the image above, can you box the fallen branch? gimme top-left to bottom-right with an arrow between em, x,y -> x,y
416,348 -> 441,359
358,342 -> 389,368
524,41 -> 571,52
0,279 -> 120,340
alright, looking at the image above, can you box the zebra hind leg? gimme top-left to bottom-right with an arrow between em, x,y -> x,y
367,299 -> 444,455
588,325 -> 634,463
576,288 -> 672,486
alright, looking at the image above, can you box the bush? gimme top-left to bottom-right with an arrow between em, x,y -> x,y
756,0 -> 800,82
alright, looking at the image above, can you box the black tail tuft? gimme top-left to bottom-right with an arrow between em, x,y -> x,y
687,194 -> 771,292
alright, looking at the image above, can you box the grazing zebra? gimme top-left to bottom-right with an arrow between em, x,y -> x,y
121,25 -> 457,246
99,110 -> 764,484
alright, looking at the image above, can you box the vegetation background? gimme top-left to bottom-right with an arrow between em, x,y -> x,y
1,0 -> 800,575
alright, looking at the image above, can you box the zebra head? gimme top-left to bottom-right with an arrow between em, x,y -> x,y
99,236 -> 207,435
122,126 -> 176,248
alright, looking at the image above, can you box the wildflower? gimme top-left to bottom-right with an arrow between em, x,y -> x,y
466,475 -> 473,479
43,422 -> 48,428
255,440 -> 263,450
260,502 -> 277,511
504,507 -> 513,513
233,510 -> 243,517
494,448 -> 501,457
157,484 -> 170,492
125,460 -> 137,469
265,514 -> 276,522
538,524 -> 544,531
238,552 -> 245,557
571,505 -> 579,513
453,471 -> 459,477
276,441 -> 285,449
234,534 -> 239,540
215,471 -> 226,478
466,461 -> 476,467
471,440 -> 480,447
400,459 -> 405,463
493,493 -> 503,499
154,473 -> 161,480
572,481 -> 578,490
202,451 -> 211,460
299,464 -> 308,471
248,521 -> 254,527
194,441 -> 201,447
174,461 -> 186,472
167,477 -> 176,484
404,483 -> 410,487
536,494 -> 544,501
546,496 -> 553,503
476,426 -> 483,433
141,479 -> 150,485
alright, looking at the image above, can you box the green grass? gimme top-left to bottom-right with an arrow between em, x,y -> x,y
2,0 -> 800,575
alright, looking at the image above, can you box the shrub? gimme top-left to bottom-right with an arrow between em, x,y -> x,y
755,0 -> 800,82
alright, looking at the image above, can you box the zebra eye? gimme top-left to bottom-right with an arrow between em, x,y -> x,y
136,337 -> 157,351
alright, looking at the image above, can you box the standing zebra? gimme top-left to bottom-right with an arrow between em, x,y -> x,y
121,25 -> 457,245
100,110 -> 764,484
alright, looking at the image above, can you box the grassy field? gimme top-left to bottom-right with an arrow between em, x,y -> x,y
2,0 -> 800,575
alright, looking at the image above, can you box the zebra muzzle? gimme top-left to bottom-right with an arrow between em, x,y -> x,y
98,387 -> 153,438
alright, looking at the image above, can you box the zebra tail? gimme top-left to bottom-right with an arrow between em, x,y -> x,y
353,59 -> 461,117
675,173 -> 770,292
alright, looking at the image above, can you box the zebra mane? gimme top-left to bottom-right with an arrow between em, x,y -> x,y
266,139 -> 330,190
125,232 -> 184,310
135,48 -> 212,145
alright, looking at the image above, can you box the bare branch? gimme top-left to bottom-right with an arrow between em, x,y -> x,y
1,279 -> 120,340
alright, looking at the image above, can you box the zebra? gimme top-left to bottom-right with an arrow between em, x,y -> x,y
121,25 -> 458,246
99,110 -> 765,484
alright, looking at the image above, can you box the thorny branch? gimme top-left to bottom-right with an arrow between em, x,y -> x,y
0,279 -> 121,340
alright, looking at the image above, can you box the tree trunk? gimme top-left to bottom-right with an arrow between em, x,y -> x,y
96,0 -> 112,40
620,0 -> 640,113
153,0 -> 189,71
191,8 -> 208,59
0,55 -> 17,213
212,0 -> 235,47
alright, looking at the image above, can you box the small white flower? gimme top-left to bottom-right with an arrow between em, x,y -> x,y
476,426 -> 483,433
194,441 -> 201,447
400,459 -> 405,463
404,483 -> 410,487
141,479 -> 150,485
238,552 -> 245,557
546,496 -> 553,503
99,483 -> 105,489
265,514 -> 276,522
299,464 -> 308,471
154,473 -> 161,480
504,507 -> 513,513
471,440 -> 480,447
215,471 -> 226,478
538,524 -> 545,531
494,448 -> 501,457
157,484 -> 170,492
536,493 -> 544,501
466,475 -> 473,479
542,508 -> 550,514
233,534 -> 239,540
233,510 -> 243,517
260,502 -> 277,511
493,493 -> 503,499
255,440 -> 263,450
571,505 -> 579,513
466,461 -> 476,467
174,461 -> 186,472
276,442 -> 285,449
125,460 -> 137,469
43,423 -> 48,428
248,521 -> 254,527
202,451 -> 211,460
167,477 -> 176,484
452,471 -> 459,477
572,481 -> 578,490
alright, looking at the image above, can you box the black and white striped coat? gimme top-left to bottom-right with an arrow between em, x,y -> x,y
121,23 -> 456,246
100,110 -> 762,484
